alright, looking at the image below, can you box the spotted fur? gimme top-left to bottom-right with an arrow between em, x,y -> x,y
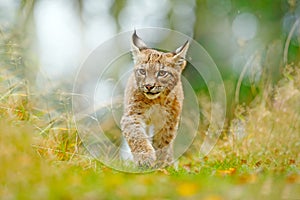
120,31 -> 189,167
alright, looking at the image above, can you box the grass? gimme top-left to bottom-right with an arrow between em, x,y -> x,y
0,37 -> 300,199
0,117 -> 299,200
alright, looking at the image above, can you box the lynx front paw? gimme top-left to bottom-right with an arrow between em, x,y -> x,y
133,151 -> 156,168
154,147 -> 174,168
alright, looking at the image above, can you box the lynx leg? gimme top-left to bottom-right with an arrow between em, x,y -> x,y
153,124 -> 178,167
121,114 -> 156,167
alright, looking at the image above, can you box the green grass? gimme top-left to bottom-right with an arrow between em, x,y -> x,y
0,118 -> 299,199
0,36 -> 300,199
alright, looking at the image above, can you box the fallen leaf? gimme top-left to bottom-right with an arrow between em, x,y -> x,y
238,174 -> 257,184
183,163 -> 192,172
286,174 -> 300,184
240,159 -> 247,164
217,168 -> 236,176
157,168 -> 169,175
288,159 -> 296,165
255,161 -> 262,167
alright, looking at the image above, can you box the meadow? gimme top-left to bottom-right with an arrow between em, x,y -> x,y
0,2 -> 300,197
0,39 -> 299,199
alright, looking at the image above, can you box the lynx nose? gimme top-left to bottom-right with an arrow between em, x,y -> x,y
145,84 -> 155,91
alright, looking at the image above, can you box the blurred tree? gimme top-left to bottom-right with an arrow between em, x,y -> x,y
110,0 -> 127,31
2,0 -> 300,120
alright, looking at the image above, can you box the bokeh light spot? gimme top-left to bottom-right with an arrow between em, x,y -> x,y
232,13 -> 259,41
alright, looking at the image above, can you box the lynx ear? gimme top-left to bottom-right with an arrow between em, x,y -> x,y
131,30 -> 148,62
173,40 -> 189,70
174,40 -> 189,59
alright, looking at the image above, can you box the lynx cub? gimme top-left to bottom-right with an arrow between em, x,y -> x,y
120,31 -> 189,167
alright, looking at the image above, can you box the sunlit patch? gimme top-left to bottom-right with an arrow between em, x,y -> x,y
216,167 -> 236,176
232,12 -> 259,42
176,182 -> 198,197
34,0 -> 81,79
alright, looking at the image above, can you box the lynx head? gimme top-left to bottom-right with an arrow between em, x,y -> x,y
131,31 -> 189,100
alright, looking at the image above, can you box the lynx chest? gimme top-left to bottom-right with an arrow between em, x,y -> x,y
144,104 -> 168,138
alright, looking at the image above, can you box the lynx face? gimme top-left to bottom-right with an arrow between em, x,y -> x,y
131,34 -> 188,100
134,51 -> 182,99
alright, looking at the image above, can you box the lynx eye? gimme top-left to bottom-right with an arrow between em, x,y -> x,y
157,70 -> 168,77
137,69 -> 146,75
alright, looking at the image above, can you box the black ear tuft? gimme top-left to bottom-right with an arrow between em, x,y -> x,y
173,40 -> 189,71
174,40 -> 189,59
131,31 -> 148,63
132,30 -> 148,50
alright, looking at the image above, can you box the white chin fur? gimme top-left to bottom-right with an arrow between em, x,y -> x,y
144,92 -> 161,99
